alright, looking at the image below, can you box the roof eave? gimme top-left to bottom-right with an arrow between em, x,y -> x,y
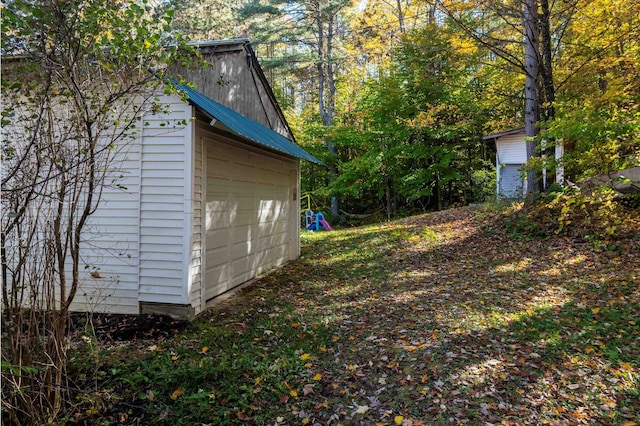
482,127 -> 526,141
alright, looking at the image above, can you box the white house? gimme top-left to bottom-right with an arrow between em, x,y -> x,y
483,128 -> 564,199
5,39 -> 322,319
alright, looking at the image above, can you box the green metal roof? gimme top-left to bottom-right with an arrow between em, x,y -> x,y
174,83 -> 324,165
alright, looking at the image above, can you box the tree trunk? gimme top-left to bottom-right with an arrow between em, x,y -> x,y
524,0 -> 540,194
384,176 -> 393,220
317,3 -> 340,217
435,171 -> 442,211
539,0 -> 555,121
395,0 -> 405,33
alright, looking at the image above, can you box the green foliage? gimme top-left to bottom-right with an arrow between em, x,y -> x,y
549,188 -> 627,240
505,215 -> 548,241
70,304 -> 335,425
541,100 -> 640,182
315,24 -> 492,216
499,185 -> 637,247
168,0 -> 242,41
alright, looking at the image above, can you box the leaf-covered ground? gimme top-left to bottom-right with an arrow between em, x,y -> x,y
71,205 -> 640,425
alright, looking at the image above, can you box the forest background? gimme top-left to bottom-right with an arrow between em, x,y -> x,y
1,1 -> 638,423
170,0 -> 639,221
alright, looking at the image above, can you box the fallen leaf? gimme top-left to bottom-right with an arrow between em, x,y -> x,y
170,387 -> 182,400
620,362 -> 633,371
303,383 -> 314,395
354,405 -> 369,414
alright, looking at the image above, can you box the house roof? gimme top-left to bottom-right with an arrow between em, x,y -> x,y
482,127 -> 525,141
175,82 -> 324,165
187,38 -> 251,48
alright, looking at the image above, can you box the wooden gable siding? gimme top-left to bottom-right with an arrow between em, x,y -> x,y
171,42 -> 292,140
138,96 -> 193,305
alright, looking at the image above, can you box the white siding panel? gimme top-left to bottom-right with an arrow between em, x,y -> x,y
139,250 -> 184,261
499,164 -> 525,199
93,208 -> 139,218
140,201 -> 184,212
142,128 -> 190,138
142,153 -> 186,162
138,95 -> 191,306
140,233 -> 184,245
141,161 -> 186,170
140,226 -> 186,237
62,115 -> 144,314
140,193 -> 185,204
90,216 -> 139,227
183,106 -> 202,314
497,132 -> 527,164
88,231 -> 140,243
142,169 -> 186,179
139,243 -> 183,253
142,143 -> 186,154
139,284 -> 183,297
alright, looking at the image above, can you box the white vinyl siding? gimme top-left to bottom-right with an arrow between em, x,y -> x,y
69,125 -> 142,314
496,132 -> 527,165
138,96 -> 192,305
493,131 -> 527,200
198,122 -> 297,305
499,164 -> 525,199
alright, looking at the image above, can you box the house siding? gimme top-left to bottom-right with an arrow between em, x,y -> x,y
499,164 -> 525,199
138,96 -> 191,305
189,120 -> 204,314
68,123 -> 143,314
496,132 -> 527,165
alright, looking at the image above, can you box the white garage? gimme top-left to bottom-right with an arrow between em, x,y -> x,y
51,39 -> 322,318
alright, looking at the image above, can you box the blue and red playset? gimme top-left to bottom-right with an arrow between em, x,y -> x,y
304,209 -> 333,231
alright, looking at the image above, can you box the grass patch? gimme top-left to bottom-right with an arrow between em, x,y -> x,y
67,205 -> 640,425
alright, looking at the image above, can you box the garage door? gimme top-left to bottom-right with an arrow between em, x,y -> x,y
203,136 -> 295,302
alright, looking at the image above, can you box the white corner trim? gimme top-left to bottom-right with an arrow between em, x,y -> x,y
182,104 -> 196,304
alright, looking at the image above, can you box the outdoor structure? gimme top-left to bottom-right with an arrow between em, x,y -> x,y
483,128 -> 564,199
6,39 -> 321,319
